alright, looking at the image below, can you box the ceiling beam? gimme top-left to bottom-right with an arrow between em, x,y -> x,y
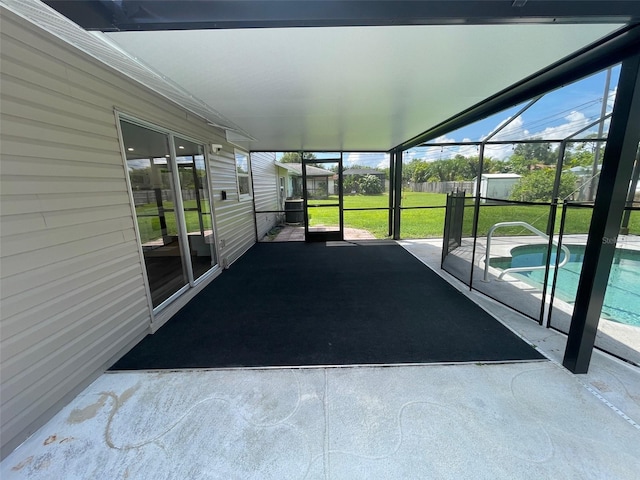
43,1 -> 640,32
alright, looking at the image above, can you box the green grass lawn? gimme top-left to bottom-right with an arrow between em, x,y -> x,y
308,192 -> 448,238
136,199 -> 213,244
136,193 -> 639,243
308,192 -> 640,239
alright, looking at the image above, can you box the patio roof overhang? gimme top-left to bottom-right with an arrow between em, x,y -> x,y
15,1 -> 635,153
41,1 -> 640,31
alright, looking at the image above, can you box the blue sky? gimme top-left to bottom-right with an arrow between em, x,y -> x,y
406,64 -> 620,163
274,64 -> 620,169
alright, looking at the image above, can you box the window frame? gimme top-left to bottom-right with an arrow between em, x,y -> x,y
234,149 -> 252,200
116,111 -> 220,318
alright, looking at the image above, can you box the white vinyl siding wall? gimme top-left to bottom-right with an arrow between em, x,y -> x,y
0,9 -> 256,458
209,149 -> 256,267
251,152 -> 280,240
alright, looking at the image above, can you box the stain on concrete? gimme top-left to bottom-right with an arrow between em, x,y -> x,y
11,456 -> 33,471
43,435 -> 57,446
591,380 -> 613,393
67,394 -> 109,424
119,384 -> 140,405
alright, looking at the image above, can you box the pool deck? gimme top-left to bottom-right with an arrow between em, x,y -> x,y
2,239 -> 639,479
457,234 -> 640,366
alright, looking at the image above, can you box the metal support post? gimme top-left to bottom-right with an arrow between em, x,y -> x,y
393,150 -> 403,240
469,143 -> 485,289
388,151 -> 395,237
563,54 -> 640,373
620,148 -> 640,234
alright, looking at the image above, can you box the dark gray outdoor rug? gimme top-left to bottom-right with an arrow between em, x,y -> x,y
111,242 -> 544,369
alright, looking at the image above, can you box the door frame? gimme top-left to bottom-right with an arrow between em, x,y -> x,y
302,153 -> 344,242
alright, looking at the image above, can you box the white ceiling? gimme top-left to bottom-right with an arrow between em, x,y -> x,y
104,24 -> 621,152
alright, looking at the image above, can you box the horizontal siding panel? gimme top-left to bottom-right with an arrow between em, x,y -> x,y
1,13 -> 202,114
1,14 -> 227,141
0,74 -> 116,127
0,34 -> 70,78
255,212 -> 279,239
0,137 -> 124,165
0,71 -> 217,151
1,252 -> 141,320
2,295 -> 148,399
1,42 -> 175,122
0,52 -> 75,98
1,94 -> 117,136
226,238 -> 255,265
42,204 -> 133,229
1,259 -> 143,332
1,118 -> 120,152
0,156 -> 125,180
0,174 -> 126,195
0,205 -> 133,237
0,18 -> 127,78
211,145 -> 257,262
1,303 -> 150,436
39,191 -> 131,213
1,216 -> 134,256
215,211 -> 255,238
0,194 -> 41,216
0,242 -> 138,298
0,231 -> 133,277
0,192 -> 129,216
0,212 -> 47,236
1,278 -> 147,382
250,152 -> 279,239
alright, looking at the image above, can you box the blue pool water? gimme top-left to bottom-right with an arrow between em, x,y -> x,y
492,244 -> 640,327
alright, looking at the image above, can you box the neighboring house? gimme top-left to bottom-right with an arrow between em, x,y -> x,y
343,168 -> 387,193
475,173 -> 522,200
275,161 -> 335,199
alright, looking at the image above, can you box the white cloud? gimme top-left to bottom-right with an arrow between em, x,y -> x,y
434,134 -> 457,143
343,152 -> 389,169
485,115 -> 529,142
411,85 -> 617,163
534,110 -> 591,139
607,86 -> 617,111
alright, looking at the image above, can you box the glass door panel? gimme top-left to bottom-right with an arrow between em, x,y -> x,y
121,120 -> 189,308
304,155 -> 343,241
175,137 -> 217,280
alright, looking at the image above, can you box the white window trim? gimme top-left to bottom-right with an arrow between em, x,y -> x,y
234,149 -> 252,201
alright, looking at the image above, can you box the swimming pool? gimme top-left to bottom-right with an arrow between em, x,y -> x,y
492,244 -> 640,327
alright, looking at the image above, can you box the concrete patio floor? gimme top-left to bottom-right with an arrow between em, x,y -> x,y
2,240 -> 639,479
260,225 -> 376,242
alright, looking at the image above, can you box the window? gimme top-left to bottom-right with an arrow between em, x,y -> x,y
120,118 -> 218,310
235,151 -> 251,197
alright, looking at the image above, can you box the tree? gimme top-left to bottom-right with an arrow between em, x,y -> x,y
279,152 -> 316,163
504,141 -> 557,174
564,148 -> 594,169
513,141 -> 557,165
402,159 -> 423,183
510,169 -> 578,202
411,161 -> 432,183
466,155 -> 498,178
343,175 -> 359,194
358,175 -> 383,195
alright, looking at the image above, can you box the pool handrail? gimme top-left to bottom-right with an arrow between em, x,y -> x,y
483,221 -> 570,281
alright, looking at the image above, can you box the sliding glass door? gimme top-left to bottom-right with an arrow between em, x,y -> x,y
174,136 -> 217,279
120,119 -> 217,309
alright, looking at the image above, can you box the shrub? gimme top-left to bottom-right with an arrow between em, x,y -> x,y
359,175 -> 383,195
